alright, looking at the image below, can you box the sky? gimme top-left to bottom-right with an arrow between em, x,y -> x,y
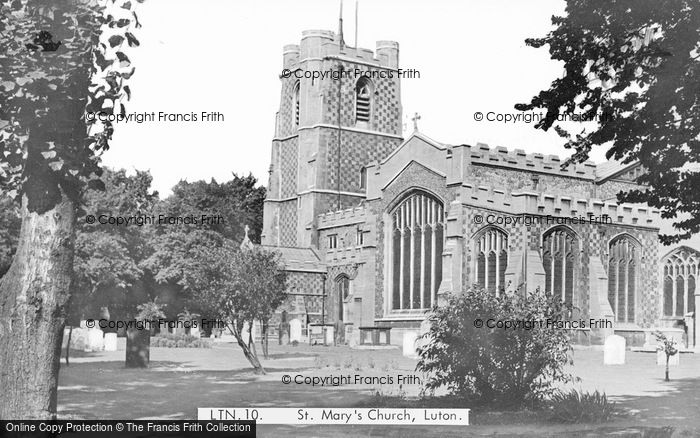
103,0 -> 607,196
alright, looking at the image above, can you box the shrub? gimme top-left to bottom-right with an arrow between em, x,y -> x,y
549,389 -> 616,423
150,332 -> 211,348
417,288 -> 574,407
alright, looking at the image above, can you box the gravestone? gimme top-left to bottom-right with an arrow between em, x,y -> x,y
603,334 -> 626,365
656,350 -> 680,366
289,318 -> 302,343
104,333 -> 118,351
278,320 -> 290,345
64,327 -> 88,351
402,331 -> 419,358
86,327 -> 104,352
324,326 -> 334,345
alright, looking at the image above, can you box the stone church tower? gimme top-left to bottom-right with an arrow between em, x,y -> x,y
262,30 -> 403,248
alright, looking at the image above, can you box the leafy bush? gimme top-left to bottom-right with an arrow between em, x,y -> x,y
417,288 -> 574,407
549,389 -> 616,423
151,333 -> 212,348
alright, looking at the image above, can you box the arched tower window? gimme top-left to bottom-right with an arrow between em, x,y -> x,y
662,248 -> 699,317
475,227 -> 508,293
359,167 -> 367,190
390,192 -> 443,311
293,82 -> 300,127
543,227 -> 577,303
355,77 -> 372,124
608,235 -> 639,323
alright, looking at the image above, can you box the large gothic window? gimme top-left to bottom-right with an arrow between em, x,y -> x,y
662,248 -> 698,317
355,78 -> 372,124
475,227 -> 508,293
608,236 -> 639,323
390,192 -> 443,311
543,227 -> 577,303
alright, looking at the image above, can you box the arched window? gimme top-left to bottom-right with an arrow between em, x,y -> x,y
359,167 -> 367,190
355,77 -> 372,124
662,248 -> 699,317
608,236 -> 639,323
543,227 -> 577,303
336,275 -> 350,321
390,192 -> 443,311
475,227 -> 508,293
293,82 -> 300,127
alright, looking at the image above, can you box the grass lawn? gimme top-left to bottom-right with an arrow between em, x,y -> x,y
57,339 -> 700,437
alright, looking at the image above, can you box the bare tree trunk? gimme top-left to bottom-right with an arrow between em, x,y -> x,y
0,195 -> 75,419
261,320 -> 269,359
230,321 -> 265,374
65,325 -> 74,366
665,356 -> 670,382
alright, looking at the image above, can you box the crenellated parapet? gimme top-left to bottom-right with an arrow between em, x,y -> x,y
317,205 -> 367,229
461,184 -> 661,228
465,142 -> 597,179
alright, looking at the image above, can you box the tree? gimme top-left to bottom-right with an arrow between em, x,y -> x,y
0,0 -> 141,419
162,174 -> 266,244
196,246 -> 287,374
654,331 -> 679,382
147,230 -> 287,374
518,0 -> 700,243
73,168 -> 157,366
126,299 -> 165,368
417,288 -> 574,406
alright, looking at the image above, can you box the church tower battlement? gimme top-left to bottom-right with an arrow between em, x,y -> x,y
263,29 -> 404,248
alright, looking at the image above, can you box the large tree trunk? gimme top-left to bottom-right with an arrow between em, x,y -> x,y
125,327 -> 150,368
0,195 -> 76,419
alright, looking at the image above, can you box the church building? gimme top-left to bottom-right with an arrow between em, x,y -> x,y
261,29 -> 699,351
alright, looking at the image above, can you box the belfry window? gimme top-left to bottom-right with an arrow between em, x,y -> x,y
293,82 -> 300,127
662,248 -> 698,317
475,227 -> 508,293
608,236 -> 639,323
359,167 -> 367,190
390,192 -> 443,311
355,78 -> 372,124
543,227 -> 577,303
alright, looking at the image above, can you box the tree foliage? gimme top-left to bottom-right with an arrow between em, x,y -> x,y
1,0 -> 142,211
417,288 -> 574,407
194,245 -> 287,374
518,0 -> 700,243
70,168 -> 158,321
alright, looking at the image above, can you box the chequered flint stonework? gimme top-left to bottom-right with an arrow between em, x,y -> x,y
278,200 -> 297,247
322,129 -> 401,194
279,137 -> 298,199
322,60 -> 402,135
461,206 -> 660,326
276,77 -> 298,139
270,272 -> 326,328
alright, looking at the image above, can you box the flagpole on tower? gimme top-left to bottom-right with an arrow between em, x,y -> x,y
338,0 -> 345,49
354,0 -> 358,48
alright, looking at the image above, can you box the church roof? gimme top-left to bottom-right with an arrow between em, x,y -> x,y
394,132 -> 641,183
594,159 -> 639,182
260,245 -> 326,273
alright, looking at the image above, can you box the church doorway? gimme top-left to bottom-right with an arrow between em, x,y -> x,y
335,275 -> 350,343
